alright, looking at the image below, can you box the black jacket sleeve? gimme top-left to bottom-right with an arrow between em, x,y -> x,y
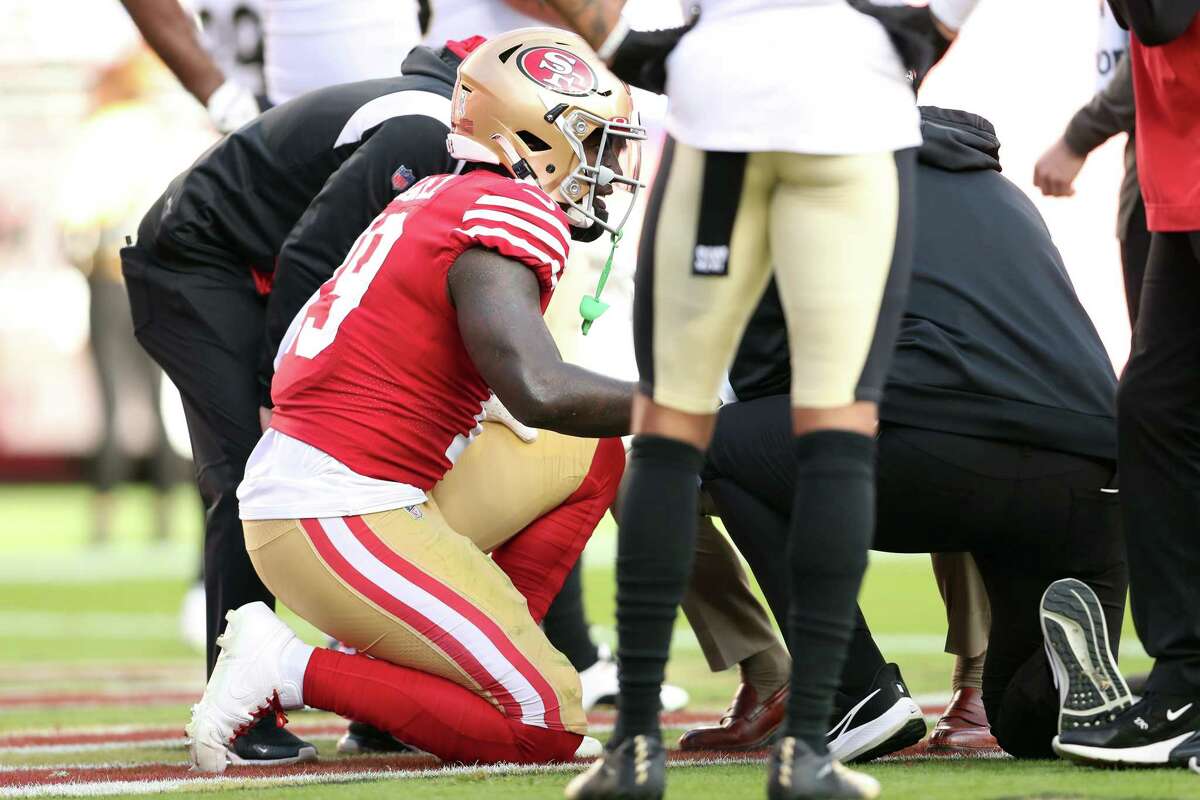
1107,0 -> 1200,46
1063,55 -> 1135,156
258,114 -> 452,404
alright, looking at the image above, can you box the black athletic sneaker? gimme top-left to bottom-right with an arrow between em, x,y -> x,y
564,735 -> 665,800
826,663 -> 925,763
1054,692 -> 1200,768
336,720 -> 416,755
1040,578 -> 1132,733
767,736 -> 881,800
228,716 -> 318,765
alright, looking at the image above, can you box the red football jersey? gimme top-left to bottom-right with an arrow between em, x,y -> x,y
269,170 -> 572,489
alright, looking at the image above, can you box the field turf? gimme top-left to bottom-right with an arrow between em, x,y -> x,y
1,484 -> 1191,798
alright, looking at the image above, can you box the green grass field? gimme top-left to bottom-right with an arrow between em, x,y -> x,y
1,484 -> 1191,798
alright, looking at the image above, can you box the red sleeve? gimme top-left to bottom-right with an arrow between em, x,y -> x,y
451,178 -> 573,294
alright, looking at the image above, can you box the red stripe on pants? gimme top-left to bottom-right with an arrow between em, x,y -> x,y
299,518 -> 527,723
303,648 -> 582,764
340,515 -> 565,730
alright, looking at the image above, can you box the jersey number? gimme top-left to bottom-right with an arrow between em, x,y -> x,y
293,211 -> 407,359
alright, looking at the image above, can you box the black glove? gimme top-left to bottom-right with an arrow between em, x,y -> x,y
607,23 -> 694,95
847,0 -> 952,89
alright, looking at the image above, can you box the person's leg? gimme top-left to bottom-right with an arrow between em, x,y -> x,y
613,138 -> 774,747
542,562 -> 600,672
243,504 -> 586,761
432,426 -> 624,623
87,277 -> 133,545
972,452 -> 1123,758
932,552 -> 990,686
122,249 -> 272,677
770,147 -> 915,754
681,512 -> 786,687
568,138 -> 775,798
1118,190 -> 1151,328
927,552 -> 996,753
1117,231 -> 1200,697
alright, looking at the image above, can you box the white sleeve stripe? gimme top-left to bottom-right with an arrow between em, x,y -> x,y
456,225 -> 562,288
461,209 -> 567,259
472,195 -> 572,244
332,90 -> 450,149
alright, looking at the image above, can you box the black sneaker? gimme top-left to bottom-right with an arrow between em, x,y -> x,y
767,736 -> 881,800
336,720 -> 417,755
1040,578 -> 1132,732
228,716 -> 318,766
1054,692 -> 1200,768
826,663 -> 925,763
564,734 -> 665,799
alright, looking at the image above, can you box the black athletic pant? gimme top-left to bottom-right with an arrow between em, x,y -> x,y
121,243 -> 274,676
1117,230 -> 1200,697
1119,192 -> 1151,328
704,395 -> 1128,758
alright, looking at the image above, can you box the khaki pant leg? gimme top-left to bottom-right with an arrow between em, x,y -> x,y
431,422 -> 601,553
682,513 -> 784,673
932,551 -> 991,659
767,151 -> 902,408
243,506 -> 587,733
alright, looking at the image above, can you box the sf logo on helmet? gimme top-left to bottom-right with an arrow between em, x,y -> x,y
517,46 -> 597,97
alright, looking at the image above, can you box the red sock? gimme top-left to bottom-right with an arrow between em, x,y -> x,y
303,648 -> 581,764
492,437 -> 625,622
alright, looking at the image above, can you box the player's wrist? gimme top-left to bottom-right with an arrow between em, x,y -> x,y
596,16 -> 632,63
206,80 -> 259,134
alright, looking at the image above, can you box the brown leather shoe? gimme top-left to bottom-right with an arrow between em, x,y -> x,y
926,687 -> 1000,754
678,683 -> 787,752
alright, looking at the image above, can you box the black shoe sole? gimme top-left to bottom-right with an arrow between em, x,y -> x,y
1040,578 -> 1131,732
228,744 -> 318,766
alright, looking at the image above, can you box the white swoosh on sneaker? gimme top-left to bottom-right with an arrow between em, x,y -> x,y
1166,703 -> 1193,722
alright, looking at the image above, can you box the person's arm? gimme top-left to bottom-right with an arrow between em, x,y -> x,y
1034,55 -> 1135,197
502,0 -> 569,26
120,0 -> 258,131
538,0 -> 623,49
538,0 -> 691,94
262,115 -> 453,403
1108,0 -> 1200,47
449,247 -> 633,438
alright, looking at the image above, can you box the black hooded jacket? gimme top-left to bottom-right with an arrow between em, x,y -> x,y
728,107 -> 1118,460
134,45 -> 462,380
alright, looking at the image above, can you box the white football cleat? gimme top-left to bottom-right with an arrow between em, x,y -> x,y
179,581 -> 206,653
185,602 -> 307,773
579,645 -> 690,712
574,735 -> 604,759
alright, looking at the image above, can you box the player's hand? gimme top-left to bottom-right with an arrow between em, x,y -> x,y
601,14 -> 698,95
1033,138 -> 1086,198
259,405 -> 273,432
482,393 -> 539,443
206,80 -> 259,134
847,0 -> 953,88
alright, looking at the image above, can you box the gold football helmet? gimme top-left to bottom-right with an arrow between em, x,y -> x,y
447,28 -> 646,235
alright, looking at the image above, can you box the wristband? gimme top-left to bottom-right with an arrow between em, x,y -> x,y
929,0 -> 980,32
596,16 -> 632,62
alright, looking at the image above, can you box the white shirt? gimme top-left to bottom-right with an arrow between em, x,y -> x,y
262,0 -> 422,105
422,0 -> 543,46
665,2 -> 921,155
238,429 -> 426,520
193,0 -> 266,95
1096,1 -> 1129,92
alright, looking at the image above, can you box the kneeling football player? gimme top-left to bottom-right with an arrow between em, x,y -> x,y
185,29 -> 644,771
